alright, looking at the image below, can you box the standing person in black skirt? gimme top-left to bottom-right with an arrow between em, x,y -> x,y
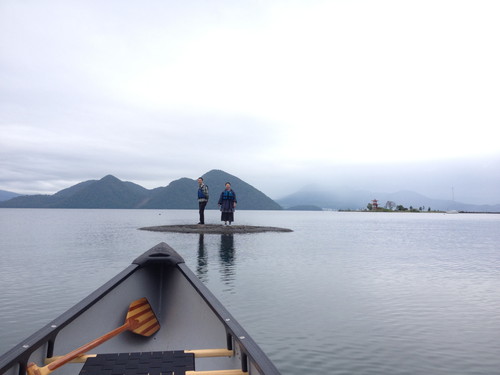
218,182 -> 237,225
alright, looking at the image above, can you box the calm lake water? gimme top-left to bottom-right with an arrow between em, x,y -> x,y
1,209 -> 499,374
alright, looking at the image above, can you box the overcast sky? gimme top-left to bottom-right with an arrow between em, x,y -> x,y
1,0 -> 499,204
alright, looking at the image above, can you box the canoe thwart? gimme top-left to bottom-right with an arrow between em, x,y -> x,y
185,349 -> 234,358
186,371 -> 246,375
44,351 -> 240,375
45,349 -> 234,364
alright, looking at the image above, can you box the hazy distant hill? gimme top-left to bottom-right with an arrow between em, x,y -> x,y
286,205 -> 323,211
0,171 -> 282,210
277,185 -> 370,210
0,190 -> 21,202
277,185 -> 500,212
0,193 -> 59,208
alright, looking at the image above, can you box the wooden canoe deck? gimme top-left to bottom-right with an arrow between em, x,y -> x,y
139,224 -> 293,234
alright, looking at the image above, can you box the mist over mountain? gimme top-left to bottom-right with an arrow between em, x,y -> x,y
0,170 -> 282,210
0,190 -> 21,202
265,156 -> 500,207
277,185 -> 500,212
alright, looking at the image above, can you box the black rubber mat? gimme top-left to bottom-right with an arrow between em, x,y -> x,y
79,351 -> 195,375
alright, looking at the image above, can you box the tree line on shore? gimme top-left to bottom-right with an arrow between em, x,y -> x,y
366,200 -> 437,212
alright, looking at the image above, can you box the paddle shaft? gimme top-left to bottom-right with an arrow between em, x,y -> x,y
28,319 -> 135,375
26,297 -> 159,375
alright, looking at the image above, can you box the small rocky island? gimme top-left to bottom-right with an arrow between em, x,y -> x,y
139,224 -> 293,234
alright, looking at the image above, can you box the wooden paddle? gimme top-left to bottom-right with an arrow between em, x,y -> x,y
27,297 -> 160,375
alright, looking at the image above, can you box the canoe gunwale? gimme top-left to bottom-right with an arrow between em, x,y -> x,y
0,264 -> 138,375
177,262 -> 281,375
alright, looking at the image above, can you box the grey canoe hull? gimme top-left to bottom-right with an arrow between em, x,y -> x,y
0,243 -> 281,375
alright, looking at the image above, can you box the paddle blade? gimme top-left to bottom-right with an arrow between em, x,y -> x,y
126,297 -> 160,336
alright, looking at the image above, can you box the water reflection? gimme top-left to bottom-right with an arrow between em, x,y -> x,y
219,234 -> 235,285
196,234 -> 208,282
195,233 -> 236,286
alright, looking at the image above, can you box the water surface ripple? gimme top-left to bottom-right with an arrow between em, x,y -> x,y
1,209 -> 499,375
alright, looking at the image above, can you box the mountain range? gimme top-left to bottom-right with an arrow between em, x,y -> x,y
0,170 -> 282,210
1,171 -> 499,212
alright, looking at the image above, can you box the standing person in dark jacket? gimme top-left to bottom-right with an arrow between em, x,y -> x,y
218,182 -> 237,225
197,177 -> 209,224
